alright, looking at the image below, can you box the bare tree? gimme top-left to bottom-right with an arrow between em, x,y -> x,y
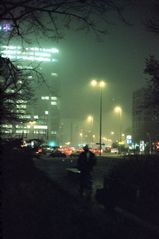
144,55 -> 159,108
145,1 -> 159,36
0,0 -> 130,43
0,56 -> 37,123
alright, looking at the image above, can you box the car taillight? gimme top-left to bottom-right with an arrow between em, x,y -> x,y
36,148 -> 42,154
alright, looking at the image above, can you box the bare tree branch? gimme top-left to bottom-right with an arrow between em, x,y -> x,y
0,0 -> 130,43
0,56 -> 35,123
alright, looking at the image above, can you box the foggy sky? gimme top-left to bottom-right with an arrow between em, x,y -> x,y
41,2 -> 159,141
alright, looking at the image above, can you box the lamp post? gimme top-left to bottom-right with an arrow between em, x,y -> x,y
87,115 -> 93,144
91,79 -> 106,155
114,106 -> 122,142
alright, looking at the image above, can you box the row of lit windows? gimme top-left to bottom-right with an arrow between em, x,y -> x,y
1,45 -> 59,62
1,124 -> 45,129
1,45 -> 59,53
16,109 -> 26,114
19,115 -> 31,119
1,129 -> 48,135
41,96 -> 57,100
16,105 -> 27,109
2,124 -> 12,128
2,55 -> 56,62
2,123 -> 57,130
1,129 -> 57,135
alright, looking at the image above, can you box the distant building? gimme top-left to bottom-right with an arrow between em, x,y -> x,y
0,45 -> 60,144
132,88 -> 159,143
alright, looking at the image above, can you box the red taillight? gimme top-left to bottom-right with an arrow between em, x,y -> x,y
36,148 -> 42,154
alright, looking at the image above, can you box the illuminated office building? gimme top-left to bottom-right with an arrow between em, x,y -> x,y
1,45 -> 60,144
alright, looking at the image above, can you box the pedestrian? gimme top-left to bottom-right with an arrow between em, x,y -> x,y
77,144 -> 97,201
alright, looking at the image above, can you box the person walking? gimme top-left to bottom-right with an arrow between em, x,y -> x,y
77,145 -> 97,201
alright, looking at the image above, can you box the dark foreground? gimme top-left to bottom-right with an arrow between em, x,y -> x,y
2,148 -> 115,239
2,148 -> 159,239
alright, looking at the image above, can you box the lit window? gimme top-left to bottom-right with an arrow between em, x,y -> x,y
16,100 -> 27,103
51,102 -> 57,105
23,130 -> 29,134
51,97 -> 57,100
34,125 -> 47,129
16,104 -> 26,109
2,124 -> 12,128
51,73 -> 58,77
16,130 -> 23,134
41,96 -> 49,100
6,89 -> 15,93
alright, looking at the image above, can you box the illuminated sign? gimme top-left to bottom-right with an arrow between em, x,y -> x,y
48,141 -> 56,147
126,135 -> 132,144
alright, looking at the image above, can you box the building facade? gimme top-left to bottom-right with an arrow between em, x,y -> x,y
1,45 -> 60,145
132,88 -> 159,144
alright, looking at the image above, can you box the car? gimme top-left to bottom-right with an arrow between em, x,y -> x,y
91,148 -> 103,155
111,148 -> 119,154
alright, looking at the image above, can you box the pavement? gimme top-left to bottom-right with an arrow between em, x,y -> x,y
33,156 -> 159,239
3,150 -> 159,239
2,151 -> 117,239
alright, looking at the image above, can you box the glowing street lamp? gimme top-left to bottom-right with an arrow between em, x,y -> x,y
91,79 -> 106,155
80,132 -> 83,145
114,106 -> 122,142
87,115 -> 93,129
86,115 -> 94,144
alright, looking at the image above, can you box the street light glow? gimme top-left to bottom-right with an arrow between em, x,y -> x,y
114,106 -> 122,143
114,106 -> 122,114
91,79 -> 97,86
99,80 -> 106,88
87,115 -> 93,122
91,79 -> 106,88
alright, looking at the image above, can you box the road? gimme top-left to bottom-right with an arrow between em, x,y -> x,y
33,155 -> 120,198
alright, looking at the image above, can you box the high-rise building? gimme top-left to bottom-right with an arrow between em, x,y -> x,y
1,45 -> 60,145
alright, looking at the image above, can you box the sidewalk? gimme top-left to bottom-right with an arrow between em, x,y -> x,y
2,149 -> 159,239
34,156 -> 159,239
2,149 -> 118,239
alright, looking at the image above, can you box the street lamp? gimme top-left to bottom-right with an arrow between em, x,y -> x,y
86,115 -> 94,144
87,115 -> 93,127
91,79 -> 106,155
114,106 -> 122,142
79,132 -> 83,145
